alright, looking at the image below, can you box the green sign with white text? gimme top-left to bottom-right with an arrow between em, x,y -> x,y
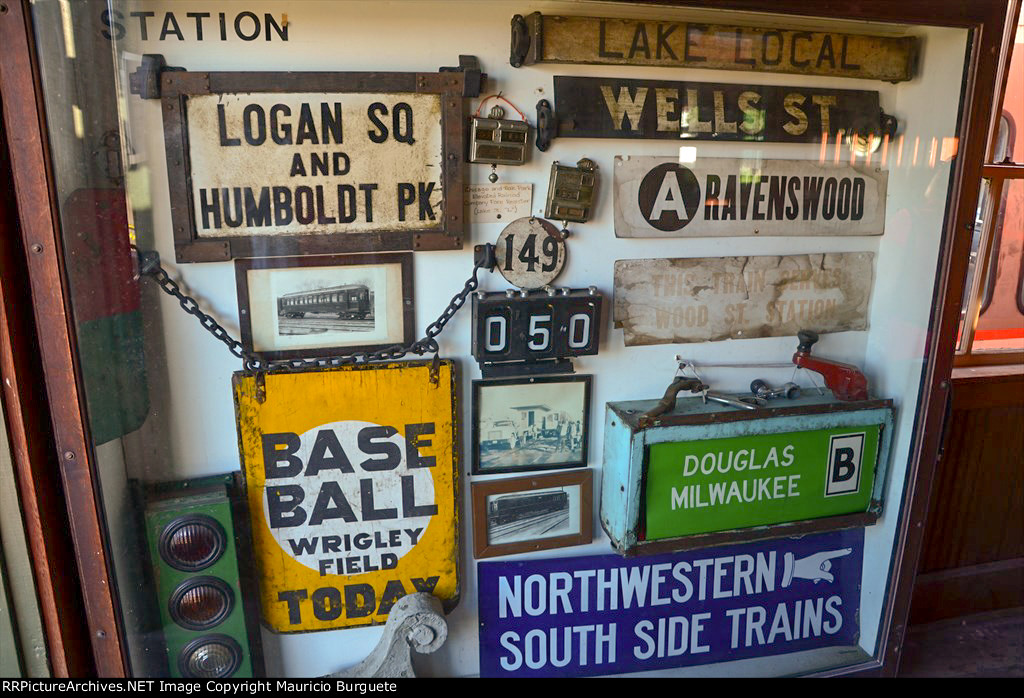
644,425 -> 881,540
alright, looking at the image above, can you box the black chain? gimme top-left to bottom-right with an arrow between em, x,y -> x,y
140,252 -> 485,374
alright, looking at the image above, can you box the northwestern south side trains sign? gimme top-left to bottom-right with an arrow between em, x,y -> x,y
478,529 -> 863,677
614,156 -> 887,237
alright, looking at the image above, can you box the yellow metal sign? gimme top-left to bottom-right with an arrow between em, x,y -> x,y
233,361 -> 458,632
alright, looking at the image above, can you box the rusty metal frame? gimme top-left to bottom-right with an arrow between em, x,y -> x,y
157,68 -> 471,262
0,0 -> 1011,678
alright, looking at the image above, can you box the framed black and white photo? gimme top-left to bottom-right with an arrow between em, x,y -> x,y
471,375 -> 591,475
235,253 -> 413,360
472,470 -> 593,559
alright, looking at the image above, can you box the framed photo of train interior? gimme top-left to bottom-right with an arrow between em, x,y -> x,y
235,252 -> 414,360
472,375 -> 592,475
472,470 -> 593,559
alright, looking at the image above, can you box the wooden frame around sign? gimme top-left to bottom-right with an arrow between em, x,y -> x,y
472,469 -> 593,559
471,374 -> 592,475
234,252 -> 414,361
158,69 -> 469,263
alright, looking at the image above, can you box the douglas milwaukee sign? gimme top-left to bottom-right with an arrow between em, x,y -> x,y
614,156 -> 887,237
478,529 -> 864,677
644,425 -> 886,540
233,361 -> 459,632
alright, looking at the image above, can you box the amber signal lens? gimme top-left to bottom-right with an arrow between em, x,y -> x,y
159,515 -> 226,572
178,635 -> 243,678
169,577 -> 234,631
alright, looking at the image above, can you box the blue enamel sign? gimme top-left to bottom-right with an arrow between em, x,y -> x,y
477,529 -> 863,677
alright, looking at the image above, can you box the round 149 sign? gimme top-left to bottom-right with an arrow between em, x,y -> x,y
494,217 -> 567,290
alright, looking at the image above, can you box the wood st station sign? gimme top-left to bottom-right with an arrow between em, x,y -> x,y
233,361 -> 459,632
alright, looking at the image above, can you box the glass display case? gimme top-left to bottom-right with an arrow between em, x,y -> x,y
0,0 -> 1012,679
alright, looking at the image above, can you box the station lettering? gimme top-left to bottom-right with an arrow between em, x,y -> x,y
101,9 -> 289,41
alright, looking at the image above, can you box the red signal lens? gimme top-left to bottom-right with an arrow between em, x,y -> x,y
159,515 -> 226,571
169,577 -> 233,631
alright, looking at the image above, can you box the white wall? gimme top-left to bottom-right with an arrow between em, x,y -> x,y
111,0 -> 967,677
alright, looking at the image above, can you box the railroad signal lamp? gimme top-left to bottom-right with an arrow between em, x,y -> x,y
144,475 -> 262,678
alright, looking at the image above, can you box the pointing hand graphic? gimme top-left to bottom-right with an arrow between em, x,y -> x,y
782,548 -> 853,587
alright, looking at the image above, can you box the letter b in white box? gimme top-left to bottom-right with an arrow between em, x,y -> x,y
825,433 -> 865,497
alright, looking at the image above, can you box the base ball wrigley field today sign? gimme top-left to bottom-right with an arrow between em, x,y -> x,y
233,361 -> 458,632
614,156 -> 887,238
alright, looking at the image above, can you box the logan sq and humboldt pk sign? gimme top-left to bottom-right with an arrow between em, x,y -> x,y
233,361 -> 459,632
151,67 -> 474,262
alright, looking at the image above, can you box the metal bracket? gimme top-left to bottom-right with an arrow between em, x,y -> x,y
510,15 -> 530,68
480,358 -> 574,379
136,249 -> 162,277
536,99 -> 557,152
880,110 -> 899,138
473,243 -> 496,272
438,55 -> 485,98
128,54 -> 185,99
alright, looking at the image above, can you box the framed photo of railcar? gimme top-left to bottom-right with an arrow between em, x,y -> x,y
471,375 -> 591,476
472,470 -> 593,559
234,253 -> 413,360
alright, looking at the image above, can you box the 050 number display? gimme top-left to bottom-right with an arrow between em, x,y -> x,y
471,288 -> 603,366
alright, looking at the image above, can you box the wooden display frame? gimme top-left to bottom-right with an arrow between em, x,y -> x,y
234,252 -> 415,361
471,469 -> 593,559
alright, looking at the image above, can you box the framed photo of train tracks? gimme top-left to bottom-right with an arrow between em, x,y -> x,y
235,252 -> 414,360
471,375 -> 592,476
471,470 -> 593,559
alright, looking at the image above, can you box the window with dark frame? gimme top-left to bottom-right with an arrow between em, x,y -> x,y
956,2 -> 1024,364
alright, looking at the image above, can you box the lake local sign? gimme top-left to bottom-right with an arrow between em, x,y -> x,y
614,156 -> 887,237
552,76 -> 886,144
233,361 -> 459,632
478,529 -> 864,677
511,13 -> 918,83
613,253 -> 875,346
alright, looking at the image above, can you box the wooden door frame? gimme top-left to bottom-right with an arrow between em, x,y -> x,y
0,0 -> 1011,677
0,0 -> 126,676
